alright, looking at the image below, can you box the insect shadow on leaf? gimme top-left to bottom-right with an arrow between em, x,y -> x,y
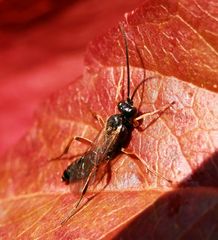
50,22 -> 175,225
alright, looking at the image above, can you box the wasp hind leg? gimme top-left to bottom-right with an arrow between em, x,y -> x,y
61,165 -> 98,225
121,148 -> 172,184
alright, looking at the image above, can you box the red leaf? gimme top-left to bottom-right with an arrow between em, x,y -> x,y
1,0 -> 218,239
0,0 -> 143,154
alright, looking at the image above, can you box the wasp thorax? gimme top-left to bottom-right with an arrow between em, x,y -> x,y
118,100 -> 137,118
106,114 -> 122,132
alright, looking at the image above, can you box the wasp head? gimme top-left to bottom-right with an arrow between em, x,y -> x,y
118,98 -> 137,118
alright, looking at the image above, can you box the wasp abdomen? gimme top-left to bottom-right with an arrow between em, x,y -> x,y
62,152 -> 96,184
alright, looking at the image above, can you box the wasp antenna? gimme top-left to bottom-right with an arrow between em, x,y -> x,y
119,23 -> 131,101
130,76 -> 154,101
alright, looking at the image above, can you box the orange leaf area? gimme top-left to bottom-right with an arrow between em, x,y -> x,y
2,191 -> 160,238
1,189 -> 218,239
0,0 -> 218,239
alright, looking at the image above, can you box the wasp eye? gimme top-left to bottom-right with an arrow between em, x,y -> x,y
118,101 -> 125,111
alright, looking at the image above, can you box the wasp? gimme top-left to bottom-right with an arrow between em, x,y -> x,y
52,24 -> 175,224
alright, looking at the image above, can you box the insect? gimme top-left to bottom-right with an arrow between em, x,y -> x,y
53,24 -> 175,224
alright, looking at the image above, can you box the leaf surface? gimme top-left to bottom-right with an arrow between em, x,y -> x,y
0,0 -> 218,239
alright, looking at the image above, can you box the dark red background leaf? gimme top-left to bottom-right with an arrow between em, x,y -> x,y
0,0 -> 143,155
1,0 -> 218,239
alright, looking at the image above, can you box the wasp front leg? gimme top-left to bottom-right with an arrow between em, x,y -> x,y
133,101 -> 175,128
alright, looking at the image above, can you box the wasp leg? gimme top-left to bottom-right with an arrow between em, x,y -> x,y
93,113 -> 105,127
134,101 -> 175,127
49,136 -> 93,161
121,148 -> 172,184
61,165 -> 98,225
81,99 -> 105,127
88,108 -> 104,127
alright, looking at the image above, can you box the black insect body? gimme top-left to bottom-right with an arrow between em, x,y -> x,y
54,24 -> 174,224
62,100 -> 137,184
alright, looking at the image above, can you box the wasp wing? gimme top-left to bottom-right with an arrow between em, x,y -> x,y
69,121 -> 123,193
